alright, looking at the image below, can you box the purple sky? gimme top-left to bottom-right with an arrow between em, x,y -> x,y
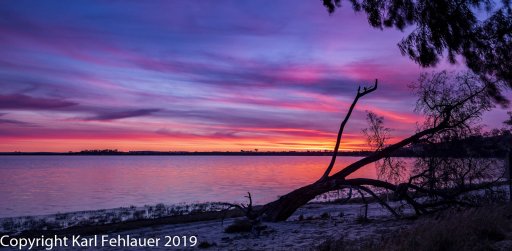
0,0 -> 509,152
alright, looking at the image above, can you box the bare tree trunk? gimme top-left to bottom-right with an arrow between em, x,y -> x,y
256,80 -> 455,222
258,124 -> 447,221
258,177 -> 401,221
255,72 -> 488,222
259,182 -> 332,221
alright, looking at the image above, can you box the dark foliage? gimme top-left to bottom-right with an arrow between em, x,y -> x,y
322,0 -> 512,105
224,219 -> 253,233
505,111 -> 512,125
414,128 -> 512,158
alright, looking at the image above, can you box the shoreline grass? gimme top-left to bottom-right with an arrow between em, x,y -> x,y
317,203 -> 512,251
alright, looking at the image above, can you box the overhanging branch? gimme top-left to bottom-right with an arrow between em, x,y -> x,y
320,79 -> 378,181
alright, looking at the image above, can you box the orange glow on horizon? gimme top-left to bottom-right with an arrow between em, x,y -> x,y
0,131 -> 406,152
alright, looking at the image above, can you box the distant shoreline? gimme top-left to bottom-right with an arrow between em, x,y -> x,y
0,150 -> 506,158
0,151 -> 371,157
2,133 -> 509,158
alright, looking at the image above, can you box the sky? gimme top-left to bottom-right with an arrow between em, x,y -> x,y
0,0 -> 509,152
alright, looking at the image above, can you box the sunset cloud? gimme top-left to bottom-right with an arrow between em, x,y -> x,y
81,108 -> 161,121
0,0 -> 508,152
0,94 -> 77,110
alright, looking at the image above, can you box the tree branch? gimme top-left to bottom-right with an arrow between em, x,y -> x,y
330,123 -> 446,180
320,79 -> 378,181
342,178 -> 427,215
356,185 -> 401,218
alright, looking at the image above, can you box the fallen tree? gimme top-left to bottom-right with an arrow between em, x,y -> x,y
250,71 -> 499,222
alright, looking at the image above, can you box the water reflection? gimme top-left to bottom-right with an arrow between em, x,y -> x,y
0,155 -> 406,217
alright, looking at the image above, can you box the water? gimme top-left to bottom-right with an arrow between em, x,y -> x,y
0,155 -> 395,218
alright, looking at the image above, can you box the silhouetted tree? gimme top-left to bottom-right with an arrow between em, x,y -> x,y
394,71 -> 502,211
254,71 -> 499,222
322,0 -> 512,106
363,112 -> 406,182
505,111 -> 512,125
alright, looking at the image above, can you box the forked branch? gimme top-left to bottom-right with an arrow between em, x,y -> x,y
319,79 -> 378,181
222,192 -> 257,220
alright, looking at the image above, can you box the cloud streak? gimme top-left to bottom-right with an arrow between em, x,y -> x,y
0,94 -> 77,110
0,0 -> 507,152
81,108 -> 161,121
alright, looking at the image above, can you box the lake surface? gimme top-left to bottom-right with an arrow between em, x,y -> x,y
0,155 -> 402,218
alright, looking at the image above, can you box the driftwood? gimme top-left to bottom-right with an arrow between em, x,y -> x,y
252,72 -> 497,222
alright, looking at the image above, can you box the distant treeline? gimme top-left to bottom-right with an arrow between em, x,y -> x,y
411,129 -> 512,158
0,149 -> 372,157
2,131 -> 510,157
